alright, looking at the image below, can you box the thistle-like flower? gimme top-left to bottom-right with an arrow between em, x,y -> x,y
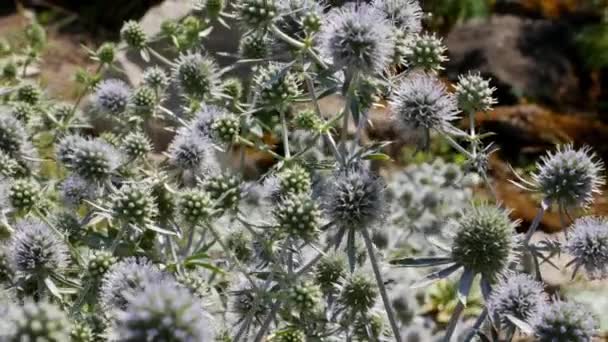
177,188 -> 214,225
10,102 -> 35,123
389,72 -> 459,133
274,0 -> 323,51
110,184 -> 158,227
172,52 -> 221,100
210,114 -> 240,144
8,178 -> 40,212
16,83 -> 42,105
60,175 -> 97,207
278,164 -> 311,195
8,218 -> 70,280
532,299 -> 597,342
454,71 -> 497,112
142,66 -> 169,91
203,172 -> 242,211
373,0 -> 422,34
120,20 -> 147,50
529,145 -> 604,209
487,273 -> 547,332
565,216 -> 608,279
87,250 -> 117,279
68,138 -> 123,181
92,79 -> 131,115
285,281 -> 322,314
113,282 -> 215,341
314,252 -> 346,294
253,62 -> 300,110
338,272 -> 378,313
122,131 -> 152,159
70,320 -> 95,342
100,257 -> 167,312
193,0 -> 225,18
404,32 -> 448,72
239,33 -> 271,60
319,3 -> 393,75
96,42 -> 116,65
275,192 -> 320,242
167,128 -> 217,173
322,166 -> 386,231
235,0 -> 278,29
129,86 -> 157,115
0,113 -> 30,159
5,301 -> 70,341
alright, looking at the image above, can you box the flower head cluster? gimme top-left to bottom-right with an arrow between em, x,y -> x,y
454,71 -> 497,112
532,299 -> 597,342
167,128 -> 217,173
173,52 -> 221,100
92,79 -> 131,115
565,216 -> 608,279
404,32 -> 448,72
253,62 -> 300,110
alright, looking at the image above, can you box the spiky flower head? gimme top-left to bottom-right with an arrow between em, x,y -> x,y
323,166 -> 386,230
92,79 -> 131,115
0,114 -> 29,158
87,250 -> 117,279
60,175 -> 96,207
173,52 -> 220,100
389,72 -> 459,132
151,178 -> 176,220
222,78 -> 243,101
404,32 -> 447,72
9,178 -> 40,212
16,83 -> 42,105
565,216 -> 608,279
10,102 -> 35,123
253,62 -> 300,110
203,172 -> 242,211
6,301 -> 70,341
319,3 -> 393,75
69,138 -> 123,181
353,313 -> 386,341
112,282 -> 214,341
315,252 -> 346,293
339,272 -> 378,312
0,152 -> 18,178
451,204 -> 519,280
177,188 -> 214,225
130,86 -> 157,115
239,33 -> 271,60
294,110 -> 321,131
111,184 -> 158,227
487,273 -> 547,330
454,71 -> 497,112
267,328 -> 306,342
168,129 -> 216,172
531,145 -> 604,209
142,66 -> 169,91
533,299 -> 597,342
285,281 -> 322,314
70,320 -> 95,342
122,131 -> 152,159
56,134 -> 85,165
372,0 -> 423,35
236,0 -> 278,29
96,42 -> 116,65
275,192 -> 320,242
8,218 -> 69,279
120,20 -> 147,50
100,257 -> 167,312
210,114 -> 240,144
278,164 -> 311,195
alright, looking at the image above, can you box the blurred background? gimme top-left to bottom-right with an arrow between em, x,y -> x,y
2,0 -> 608,334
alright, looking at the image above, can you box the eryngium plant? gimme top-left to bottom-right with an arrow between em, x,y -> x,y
0,1 -> 603,342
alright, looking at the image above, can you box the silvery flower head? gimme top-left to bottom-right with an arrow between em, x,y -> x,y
454,71 -> 497,112
235,0 -> 278,29
173,52 -> 221,100
56,134 -> 86,165
565,216 -> 608,280
92,79 -> 131,115
531,145 -> 604,209
60,175 -> 97,207
532,299 -> 597,342
0,113 -> 30,159
372,0 -> 422,35
253,62 -> 300,110
389,72 -> 459,133
191,104 -> 228,138
319,3 -> 394,75
323,165 -> 386,231
8,218 -> 70,279
113,282 -> 215,341
142,66 -> 169,91
168,128 -> 218,174
5,300 -> 70,341
100,257 -> 167,312
487,273 -> 547,331
70,138 -> 123,181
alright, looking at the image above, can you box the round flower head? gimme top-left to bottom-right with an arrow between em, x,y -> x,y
339,272 -> 378,313
0,151 -> 19,177
353,313 -> 386,341
229,278 -> 273,324
404,32 -> 448,72
235,0 -> 278,29
191,104 -> 228,138
319,4 -> 394,75
120,20 -> 147,50
96,42 -> 116,65
285,281 -> 322,314
451,204 -> 519,281
274,192 -> 321,242
172,52 -> 221,100
10,102 -> 35,123
113,282 -> 215,342
210,114 -> 240,144
454,71 -> 497,112
70,320 -> 95,342
314,252 -> 346,293
389,72 -> 459,132
129,86 -> 157,115
533,299 -> 597,342
110,183 -> 158,227
70,138 -> 123,181
323,166 -> 386,230
92,79 -> 131,115
565,216 -> 608,279
56,134 -> 86,165
239,32 -> 271,60
142,66 -> 169,91
6,301 -> 70,341
87,250 -> 117,279
100,257 -> 167,312
268,328 -> 306,342
531,145 -> 604,209
203,172 -> 242,211
122,131 -> 152,159
16,83 -> 42,105
9,178 -> 40,212
168,129 -> 217,173
372,0 -> 423,35
253,62 -> 300,110
8,218 -> 69,279
487,273 -> 547,331
0,113 -> 29,159
60,175 -> 97,207
278,164 -> 311,195
177,188 -> 214,225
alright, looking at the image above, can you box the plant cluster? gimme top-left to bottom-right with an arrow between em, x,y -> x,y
0,1 -> 605,341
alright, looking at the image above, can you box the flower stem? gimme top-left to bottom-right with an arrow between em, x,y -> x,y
253,300 -> 281,342
280,110 -> 291,159
361,228 -> 402,342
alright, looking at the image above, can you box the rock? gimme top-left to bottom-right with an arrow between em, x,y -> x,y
445,15 -> 581,109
